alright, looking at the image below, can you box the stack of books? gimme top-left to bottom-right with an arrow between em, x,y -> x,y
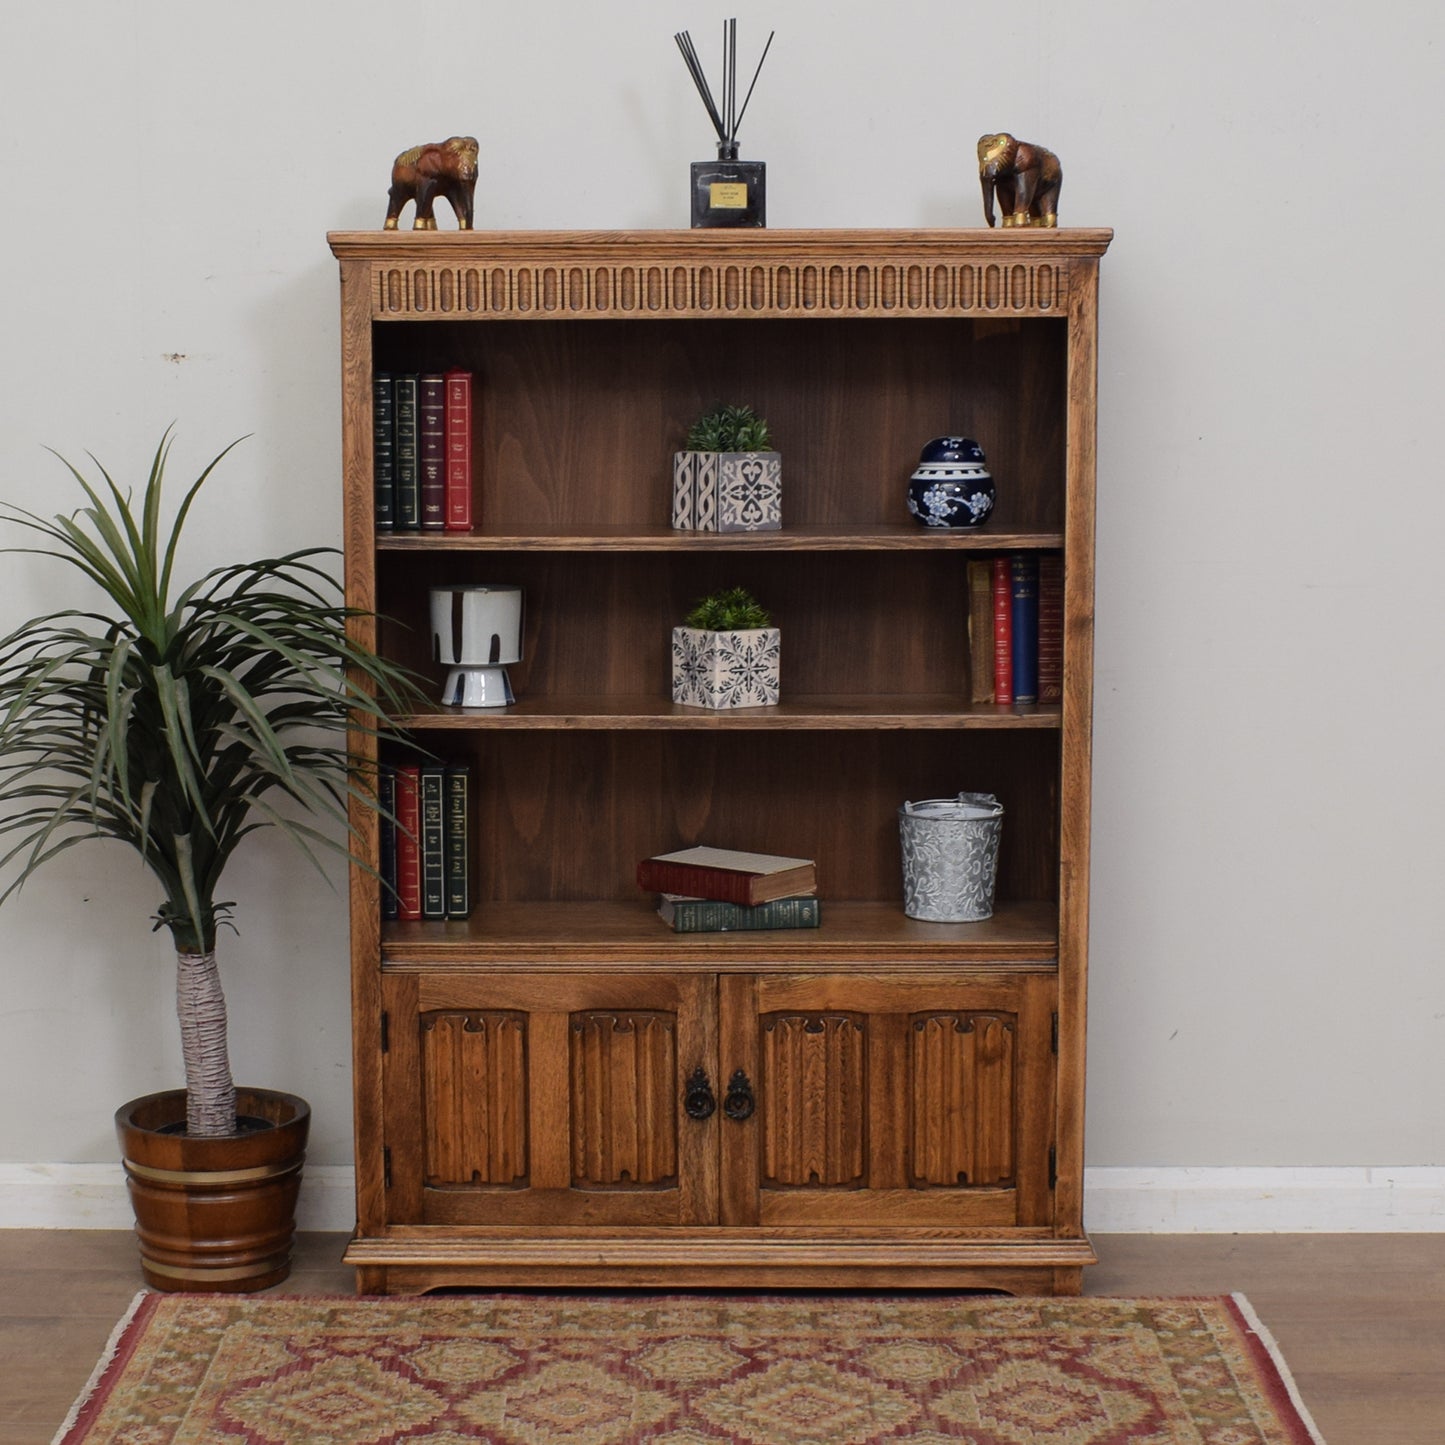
373,369 -> 473,532
379,761 -> 472,922
637,845 -> 819,933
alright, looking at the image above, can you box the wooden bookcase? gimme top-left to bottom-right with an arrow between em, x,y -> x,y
328,227 -> 1111,1294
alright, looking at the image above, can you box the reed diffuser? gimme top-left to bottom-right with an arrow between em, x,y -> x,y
675,20 -> 773,228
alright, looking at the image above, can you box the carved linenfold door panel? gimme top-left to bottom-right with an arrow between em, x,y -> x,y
381,973 -> 717,1227
720,973 -> 1056,1228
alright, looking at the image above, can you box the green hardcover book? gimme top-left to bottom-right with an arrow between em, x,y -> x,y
444,765 -> 470,919
394,373 -> 420,529
420,766 -> 446,920
657,892 -> 821,933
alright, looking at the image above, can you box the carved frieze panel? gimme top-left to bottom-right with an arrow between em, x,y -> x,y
372,259 -> 1065,318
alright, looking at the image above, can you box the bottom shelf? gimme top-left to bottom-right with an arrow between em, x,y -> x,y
381,898 -> 1060,967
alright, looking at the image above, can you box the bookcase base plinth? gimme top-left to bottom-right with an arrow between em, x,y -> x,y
345,1229 -> 1096,1296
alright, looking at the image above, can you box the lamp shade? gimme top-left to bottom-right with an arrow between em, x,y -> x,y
430,585 -> 523,667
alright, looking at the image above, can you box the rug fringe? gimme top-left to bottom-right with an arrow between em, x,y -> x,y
1230,1291 -> 1328,1444
50,1290 -> 150,1445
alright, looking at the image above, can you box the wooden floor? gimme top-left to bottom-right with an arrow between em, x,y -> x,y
3,1232 -> 1441,1443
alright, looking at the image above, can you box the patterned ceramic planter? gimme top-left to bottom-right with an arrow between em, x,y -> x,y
672,626 -> 781,708
672,451 -> 782,532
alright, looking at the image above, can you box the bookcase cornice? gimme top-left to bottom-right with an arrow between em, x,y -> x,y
328,228 -> 1112,322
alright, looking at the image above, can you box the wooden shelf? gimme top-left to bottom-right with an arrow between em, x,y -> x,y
381,899 -> 1059,967
393,696 -> 1061,731
377,524 -> 1064,553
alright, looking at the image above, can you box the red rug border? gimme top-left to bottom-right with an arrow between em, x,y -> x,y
54,1290 -> 1325,1445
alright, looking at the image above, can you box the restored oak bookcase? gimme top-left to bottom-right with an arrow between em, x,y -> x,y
328,227 -> 1110,1294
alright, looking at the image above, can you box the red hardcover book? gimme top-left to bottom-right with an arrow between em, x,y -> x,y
418,374 -> 447,530
1037,553 -> 1064,703
444,369 -> 473,531
636,846 -> 816,907
393,765 -> 423,921
992,556 -> 1014,706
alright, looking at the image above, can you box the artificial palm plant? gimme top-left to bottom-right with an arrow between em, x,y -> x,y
0,430 -> 415,1137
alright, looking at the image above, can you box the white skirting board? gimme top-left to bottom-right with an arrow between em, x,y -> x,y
1,1165 -> 1442,1232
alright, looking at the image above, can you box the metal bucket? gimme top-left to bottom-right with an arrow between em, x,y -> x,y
898,793 -> 1004,922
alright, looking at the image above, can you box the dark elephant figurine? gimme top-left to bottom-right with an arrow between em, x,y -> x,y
384,136 -> 480,231
977,134 -> 1061,228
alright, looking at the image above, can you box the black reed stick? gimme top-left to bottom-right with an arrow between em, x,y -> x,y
733,30 -> 774,138
675,31 -> 726,142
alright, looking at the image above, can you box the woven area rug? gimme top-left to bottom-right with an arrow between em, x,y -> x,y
56,1292 -> 1324,1444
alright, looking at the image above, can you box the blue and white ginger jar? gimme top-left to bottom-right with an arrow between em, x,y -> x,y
906,436 -> 995,528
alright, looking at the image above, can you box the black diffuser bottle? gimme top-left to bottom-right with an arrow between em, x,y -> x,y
676,21 -> 772,230
691,140 -> 766,228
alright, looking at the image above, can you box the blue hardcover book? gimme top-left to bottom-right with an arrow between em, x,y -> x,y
1010,553 -> 1039,705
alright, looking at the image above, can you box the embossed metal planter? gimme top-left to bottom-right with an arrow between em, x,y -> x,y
899,793 -> 1004,922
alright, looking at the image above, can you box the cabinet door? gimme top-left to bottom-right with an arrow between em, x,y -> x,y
719,973 -> 1056,1229
382,972 -> 718,1227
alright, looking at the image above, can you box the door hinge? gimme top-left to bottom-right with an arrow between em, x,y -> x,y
1048,1145 -> 1058,1190
1051,1011 -> 1059,1055
383,1145 -> 393,1189
381,1011 -> 390,1054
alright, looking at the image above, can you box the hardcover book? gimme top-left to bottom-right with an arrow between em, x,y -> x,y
967,558 -> 994,704
1010,552 -> 1039,705
637,845 -> 816,906
444,369 -> 473,531
372,373 -> 395,531
378,764 -> 398,922
394,374 -> 421,530
658,892 -> 821,932
393,765 -> 422,921
444,765 -> 470,919
418,373 -> 448,531
1038,553 -> 1064,703
991,556 -> 1014,706
420,765 -> 446,919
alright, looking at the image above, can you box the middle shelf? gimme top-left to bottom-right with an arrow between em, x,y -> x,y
393,696 -> 1062,731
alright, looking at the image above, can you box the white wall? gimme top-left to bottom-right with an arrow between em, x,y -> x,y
0,0 -> 1441,1186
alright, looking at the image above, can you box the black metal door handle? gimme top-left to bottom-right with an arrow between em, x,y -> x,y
683,1065 -> 716,1121
722,1069 -> 755,1122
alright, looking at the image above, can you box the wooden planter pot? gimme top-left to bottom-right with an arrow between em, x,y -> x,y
115,1087 -> 309,1293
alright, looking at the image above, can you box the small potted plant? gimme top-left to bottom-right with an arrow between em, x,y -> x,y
672,402 -> 782,532
0,429 -> 417,1291
672,585 -> 780,709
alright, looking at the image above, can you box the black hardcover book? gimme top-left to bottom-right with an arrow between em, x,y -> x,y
372,373 -> 395,530
420,765 -> 446,920
419,373 -> 447,531
394,373 -> 420,530
378,764 -> 398,922
445,765 -> 470,919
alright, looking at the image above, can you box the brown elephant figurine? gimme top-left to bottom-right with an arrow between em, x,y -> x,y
384,136 -> 480,231
977,134 -> 1061,228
